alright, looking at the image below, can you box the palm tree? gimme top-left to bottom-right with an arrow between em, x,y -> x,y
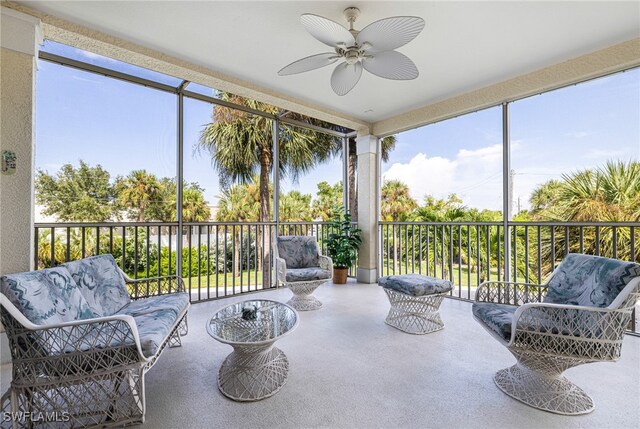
381,180 -> 418,273
198,93 -> 339,285
279,191 -> 313,223
529,179 -> 563,216
117,170 -> 163,222
532,160 -> 640,272
182,188 -> 212,222
216,182 -> 260,277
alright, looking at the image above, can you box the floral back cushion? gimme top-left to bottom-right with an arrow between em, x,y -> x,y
277,236 -> 320,269
64,254 -> 131,317
1,267 -> 95,325
543,253 -> 640,308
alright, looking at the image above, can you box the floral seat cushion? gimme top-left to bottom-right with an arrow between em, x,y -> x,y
1,267 -> 95,325
285,267 -> 331,283
130,308 -> 181,357
118,293 -> 190,318
277,236 -> 320,269
379,274 -> 453,296
64,254 -> 131,317
543,254 -> 640,308
472,303 -> 517,340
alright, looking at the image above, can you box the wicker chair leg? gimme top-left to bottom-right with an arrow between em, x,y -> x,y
383,288 -> 447,334
178,317 -> 189,336
494,350 -> 594,415
286,283 -> 323,311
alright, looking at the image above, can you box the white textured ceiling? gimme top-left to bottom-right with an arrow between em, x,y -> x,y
19,1 -> 640,122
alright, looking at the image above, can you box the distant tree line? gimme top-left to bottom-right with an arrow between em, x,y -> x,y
35,161 -> 211,222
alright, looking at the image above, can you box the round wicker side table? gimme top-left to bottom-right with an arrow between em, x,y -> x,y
206,300 -> 298,401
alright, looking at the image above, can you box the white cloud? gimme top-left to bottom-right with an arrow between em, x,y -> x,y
383,144 -> 504,210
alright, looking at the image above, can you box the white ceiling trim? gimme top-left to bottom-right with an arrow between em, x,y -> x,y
5,2 -> 371,133
373,38 -> 640,137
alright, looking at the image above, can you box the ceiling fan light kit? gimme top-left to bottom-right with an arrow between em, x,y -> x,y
278,7 -> 425,96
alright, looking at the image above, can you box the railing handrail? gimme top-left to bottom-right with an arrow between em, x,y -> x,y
379,221 -> 640,227
34,220 -> 341,228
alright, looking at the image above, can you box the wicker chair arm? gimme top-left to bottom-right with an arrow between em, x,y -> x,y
475,281 -> 548,305
508,303 -> 631,360
318,255 -> 333,275
276,256 -> 287,285
120,270 -> 186,298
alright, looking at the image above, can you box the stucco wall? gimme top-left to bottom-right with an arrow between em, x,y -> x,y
0,47 -> 36,364
0,47 -> 35,275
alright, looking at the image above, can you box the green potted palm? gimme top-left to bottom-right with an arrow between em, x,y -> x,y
326,207 -> 362,284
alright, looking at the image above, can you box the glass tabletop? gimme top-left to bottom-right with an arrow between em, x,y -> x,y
207,300 -> 298,345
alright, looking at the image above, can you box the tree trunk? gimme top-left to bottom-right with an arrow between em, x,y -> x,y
259,149 -> 272,288
348,140 -> 358,220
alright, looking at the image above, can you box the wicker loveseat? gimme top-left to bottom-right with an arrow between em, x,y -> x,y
0,254 -> 189,428
473,253 -> 640,415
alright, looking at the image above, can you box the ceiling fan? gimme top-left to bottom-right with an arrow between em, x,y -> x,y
278,7 -> 425,96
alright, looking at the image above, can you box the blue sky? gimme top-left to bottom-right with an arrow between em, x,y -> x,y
35,42 -> 639,216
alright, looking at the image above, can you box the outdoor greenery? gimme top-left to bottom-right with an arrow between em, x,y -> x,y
36,163 -> 211,222
326,208 -> 362,269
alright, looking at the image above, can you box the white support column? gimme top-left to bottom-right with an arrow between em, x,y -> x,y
355,134 -> 379,284
0,7 -> 42,364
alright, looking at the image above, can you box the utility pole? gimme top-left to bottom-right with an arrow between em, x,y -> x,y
509,169 -> 515,220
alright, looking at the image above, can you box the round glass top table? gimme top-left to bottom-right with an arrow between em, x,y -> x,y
206,300 -> 298,401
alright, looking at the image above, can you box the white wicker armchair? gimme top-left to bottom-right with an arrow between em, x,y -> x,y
0,255 -> 189,428
472,253 -> 640,415
274,236 -> 333,311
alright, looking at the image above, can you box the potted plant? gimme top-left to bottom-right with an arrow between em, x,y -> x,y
326,207 -> 362,284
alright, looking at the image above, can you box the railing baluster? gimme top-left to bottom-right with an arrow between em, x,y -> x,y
121,226 -> 126,272
457,224 -> 462,297
109,226 -> 114,256
188,225 -> 193,297
95,227 -> 100,256
476,225 -> 481,288
50,227 -> 55,267
215,225 -> 219,298
223,224 -> 228,296
81,226 -> 86,259
34,227 -> 40,269
537,225 -> 541,284
134,226 -> 139,279
197,225 -> 202,300
497,225 -> 501,282
66,227 -> 71,262
524,225 -> 529,283
168,225 -> 173,278
467,225 -> 471,299
612,226 -> 618,259
146,225 -> 150,283
550,226 -> 555,271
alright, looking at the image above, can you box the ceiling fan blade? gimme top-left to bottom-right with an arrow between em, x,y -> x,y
356,16 -> 425,52
363,51 -> 419,80
278,53 -> 339,76
301,14 -> 355,48
331,62 -> 362,96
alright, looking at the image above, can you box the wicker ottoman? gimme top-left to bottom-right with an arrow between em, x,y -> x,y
379,274 -> 453,334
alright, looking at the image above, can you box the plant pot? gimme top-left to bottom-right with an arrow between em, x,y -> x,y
333,267 -> 348,284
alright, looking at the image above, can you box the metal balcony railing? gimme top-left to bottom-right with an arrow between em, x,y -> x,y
380,221 -> 640,335
34,221 -> 357,303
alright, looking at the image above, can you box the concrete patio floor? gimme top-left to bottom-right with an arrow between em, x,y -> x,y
1,280 -> 639,428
